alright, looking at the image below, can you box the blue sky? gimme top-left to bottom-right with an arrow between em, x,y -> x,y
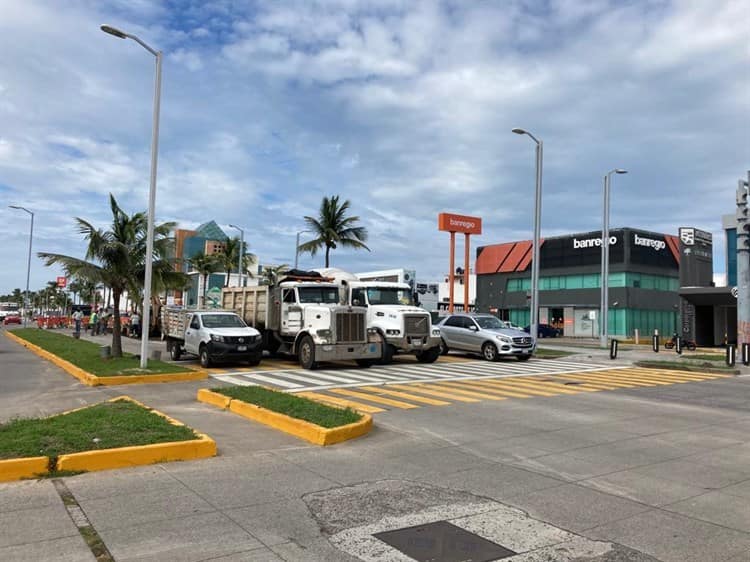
1,0 -> 748,294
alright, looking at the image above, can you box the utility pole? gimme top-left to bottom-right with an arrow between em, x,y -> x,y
737,171 -> 750,345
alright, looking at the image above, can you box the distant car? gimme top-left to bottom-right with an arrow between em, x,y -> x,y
524,323 -> 561,338
436,313 -> 535,361
3,315 -> 21,325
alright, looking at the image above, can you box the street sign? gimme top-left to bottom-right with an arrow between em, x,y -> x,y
206,287 -> 221,308
56,276 -> 67,288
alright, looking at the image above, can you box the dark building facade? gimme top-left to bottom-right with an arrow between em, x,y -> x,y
475,228 -> 681,337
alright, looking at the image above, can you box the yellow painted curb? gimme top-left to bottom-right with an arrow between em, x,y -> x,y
0,457 -> 50,482
4,331 -> 206,385
197,389 -> 372,446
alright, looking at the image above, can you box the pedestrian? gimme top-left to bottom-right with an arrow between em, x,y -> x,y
89,310 -> 98,335
98,308 -> 108,335
130,311 -> 140,338
72,310 -> 83,333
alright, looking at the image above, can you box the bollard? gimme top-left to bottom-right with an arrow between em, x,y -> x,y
99,345 -> 111,359
743,343 -> 750,366
634,329 -> 640,345
727,345 -> 735,367
610,339 -> 618,360
652,334 -> 659,353
675,336 -> 682,355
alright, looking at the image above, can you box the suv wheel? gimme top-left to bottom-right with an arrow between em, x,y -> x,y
482,342 -> 499,362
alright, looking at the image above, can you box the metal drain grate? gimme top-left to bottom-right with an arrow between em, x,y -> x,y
374,520 -> 516,561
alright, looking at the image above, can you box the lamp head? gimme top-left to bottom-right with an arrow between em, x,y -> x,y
9,205 -> 21,209
615,169 -> 627,174
511,128 -> 527,135
100,24 -> 128,39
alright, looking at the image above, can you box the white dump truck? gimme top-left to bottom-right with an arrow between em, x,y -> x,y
318,268 -> 442,364
221,270 -> 381,369
162,308 -> 263,368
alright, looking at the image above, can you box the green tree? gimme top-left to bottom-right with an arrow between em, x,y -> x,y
187,252 -> 221,307
216,237 -> 256,287
259,264 -> 288,286
297,195 -> 370,268
38,194 -> 177,358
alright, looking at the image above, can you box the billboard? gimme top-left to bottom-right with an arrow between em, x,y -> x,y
438,213 -> 482,235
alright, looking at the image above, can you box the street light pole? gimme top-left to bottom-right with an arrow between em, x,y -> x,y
101,24 -> 162,369
229,224 -> 245,287
512,128 -> 543,339
295,230 -> 310,269
600,169 -> 627,347
9,205 -> 34,327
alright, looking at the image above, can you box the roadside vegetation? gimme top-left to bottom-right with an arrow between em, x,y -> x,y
213,386 -> 361,428
0,399 -> 197,460
12,329 -> 186,376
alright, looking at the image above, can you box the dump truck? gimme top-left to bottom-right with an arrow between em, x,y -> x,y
221,270 -> 381,369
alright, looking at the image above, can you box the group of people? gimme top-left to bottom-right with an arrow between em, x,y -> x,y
70,308 -> 141,337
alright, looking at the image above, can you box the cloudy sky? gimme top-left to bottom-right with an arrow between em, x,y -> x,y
1,0 -> 747,295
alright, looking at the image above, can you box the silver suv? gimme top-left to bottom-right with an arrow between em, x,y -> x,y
436,313 -> 536,362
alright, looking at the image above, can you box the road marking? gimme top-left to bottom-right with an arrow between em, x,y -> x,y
246,373 -> 303,388
413,382 -> 507,401
214,374 -> 257,386
327,388 -> 419,409
499,378 -> 586,395
481,379 -> 558,397
297,391 -> 384,413
357,386 -> 451,406
388,384 -> 481,403
438,380 -> 534,399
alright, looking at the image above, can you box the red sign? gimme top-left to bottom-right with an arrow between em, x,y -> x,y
56,276 -> 67,288
438,213 -> 482,235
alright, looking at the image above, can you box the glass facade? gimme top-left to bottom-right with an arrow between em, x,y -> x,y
506,273 -> 678,293
727,228 -> 737,287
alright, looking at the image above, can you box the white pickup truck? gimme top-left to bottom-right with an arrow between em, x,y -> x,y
162,308 -> 263,368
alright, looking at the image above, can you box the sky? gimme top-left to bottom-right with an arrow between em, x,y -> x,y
1,0 -> 748,295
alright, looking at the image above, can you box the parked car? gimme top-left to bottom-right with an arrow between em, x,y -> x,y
3,315 -> 21,325
524,323 -> 561,338
436,313 -> 535,361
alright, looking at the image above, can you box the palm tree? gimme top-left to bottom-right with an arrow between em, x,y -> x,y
297,195 -> 370,267
38,193 -> 176,358
187,252 -> 221,307
260,264 -> 288,286
217,237 -> 256,287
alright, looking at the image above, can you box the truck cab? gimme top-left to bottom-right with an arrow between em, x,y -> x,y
345,281 -> 442,364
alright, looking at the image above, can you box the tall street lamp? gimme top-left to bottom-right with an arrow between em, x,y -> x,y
600,168 -> 627,347
9,205 -> 34,327
512,128 -> 543,339
101,24 -> 163,369
228,224 -> 245,287
295,230 -> 311,269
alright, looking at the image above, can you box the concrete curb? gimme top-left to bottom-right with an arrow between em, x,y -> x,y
197,389 -> 372,446
0,457 -> 50,482
0,396 -> 216,482
4,331 -> 206,385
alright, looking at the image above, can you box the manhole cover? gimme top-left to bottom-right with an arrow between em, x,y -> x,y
373,520 -> 516,561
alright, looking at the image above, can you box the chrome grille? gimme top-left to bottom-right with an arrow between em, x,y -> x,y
404,314 -> 430,337
335,311 -> 366,343
512,336 -> 533,347
224,335 -> 258,344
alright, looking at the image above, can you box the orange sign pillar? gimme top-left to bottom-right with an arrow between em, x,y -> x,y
438,213 -> 482,313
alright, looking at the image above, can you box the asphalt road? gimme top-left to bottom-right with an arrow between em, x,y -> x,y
1,329 -> 749,561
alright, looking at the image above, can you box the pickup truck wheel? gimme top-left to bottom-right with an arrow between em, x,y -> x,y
416,346 -> 440,363
298,335 -> 317,370
170,344 -> 182,361
199,345 -> 212,368
482,342 -> 499,362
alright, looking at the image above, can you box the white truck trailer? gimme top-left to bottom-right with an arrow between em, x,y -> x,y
162,309 -> 263,368
221,271 -> 381,370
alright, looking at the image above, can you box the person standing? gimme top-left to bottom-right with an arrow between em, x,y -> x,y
89,309 -> 98,335
130,311 -> 140,338
72,310 -> 83,333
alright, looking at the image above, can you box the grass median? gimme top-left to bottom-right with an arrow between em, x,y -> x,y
213,386 -> 361,428
10,328 -> 186,376
0,399 -> 197,460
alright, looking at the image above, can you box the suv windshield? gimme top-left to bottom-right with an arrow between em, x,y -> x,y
298,287 -> 340,304
365,287 -> 414,306
201,314 -> 246,328
475,316 -> 505,330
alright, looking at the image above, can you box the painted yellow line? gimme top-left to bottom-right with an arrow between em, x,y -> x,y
552,376 -> 635,390
412,382 -> 507,401
388,384 -> 480,403
437,355 -> 475,364
328,388 -> 419,409
499,378 -> 585,395
479,379 -> 557,397
296,392 -> 384,414
358,386 -> 451,406
438,380 -> 534,398
556,379 -> 619,390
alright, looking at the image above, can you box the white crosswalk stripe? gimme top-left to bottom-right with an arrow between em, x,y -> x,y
209,357 -> 626,392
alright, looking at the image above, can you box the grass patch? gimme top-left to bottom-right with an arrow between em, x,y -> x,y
10,329 -> 187,376
213,386 -> 361,428
680,353 -> 726,362
0,400 -> 197,460
534,348 -> 577,359
635,360 -> 738,375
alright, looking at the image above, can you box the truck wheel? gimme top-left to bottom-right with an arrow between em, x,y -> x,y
247,357 -> 261,367
416,347 -> 440,363
199,345 -> 212,368
378,338 -> 395,365
170,344 -> 182,361
355,359 -> 374,368
298,335 -> 318,370
482,342 -> 499,362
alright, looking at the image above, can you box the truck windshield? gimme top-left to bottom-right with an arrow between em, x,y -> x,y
201,314 -> 246,328
297,287 -> 340,304
366,287 -> 414,306
475,316 -> 505,330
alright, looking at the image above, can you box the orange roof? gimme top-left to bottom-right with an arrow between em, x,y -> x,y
665,234 -> 680,265
476,240 -> 542,274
